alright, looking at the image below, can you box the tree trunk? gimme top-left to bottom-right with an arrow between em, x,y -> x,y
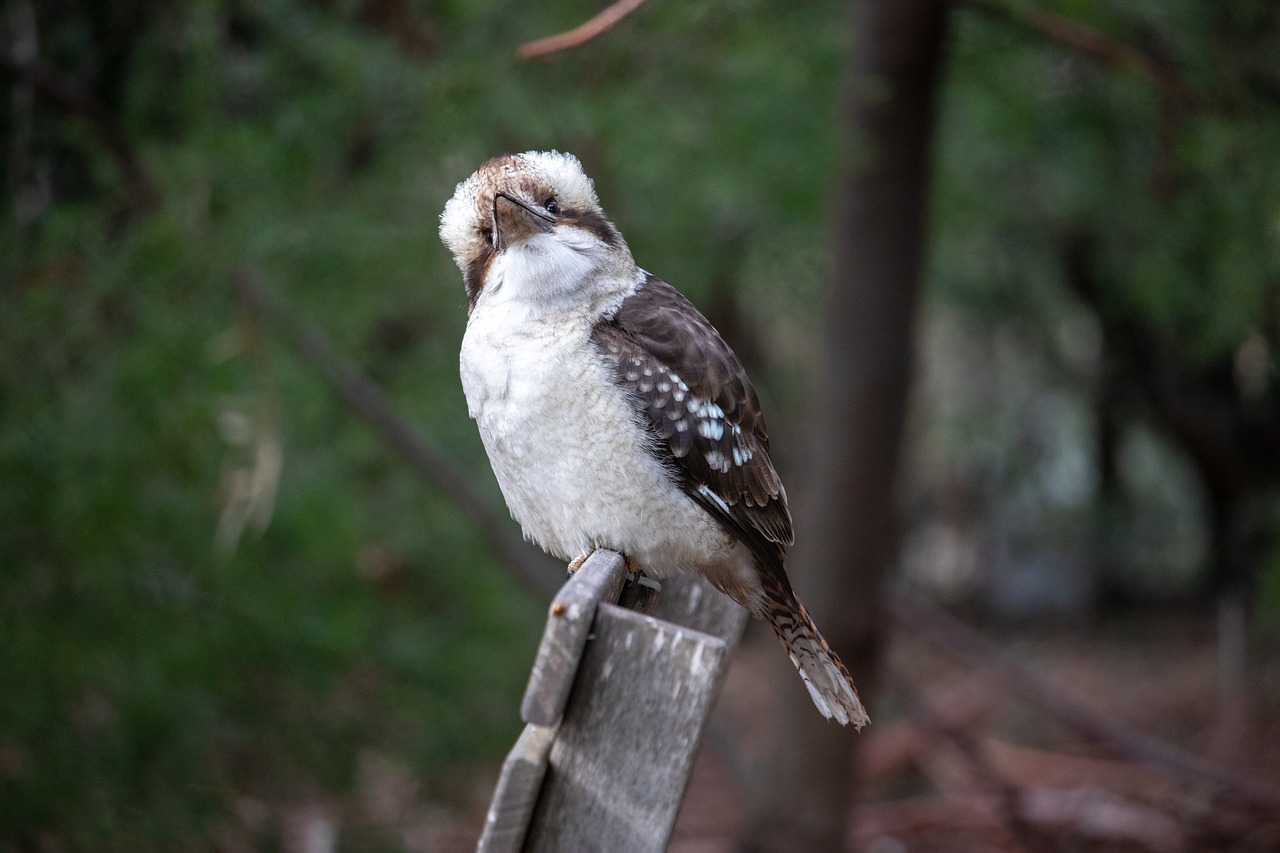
740,1 -> 949,850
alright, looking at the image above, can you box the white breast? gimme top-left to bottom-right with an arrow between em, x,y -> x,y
459,285 -> 735,575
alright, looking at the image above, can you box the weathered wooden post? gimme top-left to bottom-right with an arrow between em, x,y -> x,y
477,549 -> 747,852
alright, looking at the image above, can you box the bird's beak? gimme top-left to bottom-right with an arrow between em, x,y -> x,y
493,192 -> 554,251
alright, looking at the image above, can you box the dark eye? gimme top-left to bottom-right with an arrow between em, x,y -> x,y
544,198 -> 561,215
480,226 -> 494,246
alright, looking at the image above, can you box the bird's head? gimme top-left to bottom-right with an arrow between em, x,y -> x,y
440,151 -> 634,313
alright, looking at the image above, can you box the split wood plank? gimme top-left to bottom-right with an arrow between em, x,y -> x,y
476,724 -> 555,852
520,551 -> 628,726
523,605 -> 731,852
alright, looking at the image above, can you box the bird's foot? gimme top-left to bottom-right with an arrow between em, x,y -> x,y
566,547 -> 597,578
617,559 -> 662,612
624,558 -> 662,593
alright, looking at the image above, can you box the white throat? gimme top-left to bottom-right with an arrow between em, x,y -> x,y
476,229 -> 637,321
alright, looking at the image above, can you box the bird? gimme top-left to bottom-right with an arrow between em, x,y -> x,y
439,150 -> 868,727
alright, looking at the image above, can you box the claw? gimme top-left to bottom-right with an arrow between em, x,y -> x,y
566,547 -> 597,577
624,558 -> 662,592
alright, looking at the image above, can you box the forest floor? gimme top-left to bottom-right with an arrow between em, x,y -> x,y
427,608 -> 1280,852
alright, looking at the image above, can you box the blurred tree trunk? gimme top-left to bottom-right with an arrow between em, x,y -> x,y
739,1 -> 949,850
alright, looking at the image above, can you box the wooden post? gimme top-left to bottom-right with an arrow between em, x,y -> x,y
477,550 -> 747,852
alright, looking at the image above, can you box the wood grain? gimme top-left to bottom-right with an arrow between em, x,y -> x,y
650,573 -> 748,646
523,605 -> 730,852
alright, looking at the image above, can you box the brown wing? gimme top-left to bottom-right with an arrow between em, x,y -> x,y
591,274 -> 794,569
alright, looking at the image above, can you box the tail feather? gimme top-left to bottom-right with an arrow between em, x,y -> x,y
766,596 -> 869,728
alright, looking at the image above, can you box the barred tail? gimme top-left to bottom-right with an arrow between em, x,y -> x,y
764,593 -> 869,728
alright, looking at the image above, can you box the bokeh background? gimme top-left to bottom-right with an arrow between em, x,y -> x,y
3,0 -> 1278,850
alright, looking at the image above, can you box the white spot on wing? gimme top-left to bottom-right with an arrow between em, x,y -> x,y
686,397 -> 725,420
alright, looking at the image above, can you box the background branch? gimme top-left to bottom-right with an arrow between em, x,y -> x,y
517,0 -> 649,59
234,269 -> 561,600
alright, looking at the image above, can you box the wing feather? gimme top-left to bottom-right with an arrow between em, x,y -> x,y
591,274 -> 794,569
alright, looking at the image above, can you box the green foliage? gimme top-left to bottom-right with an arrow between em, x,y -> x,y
924,0 -> 1280,603
936,0 -> 1280,359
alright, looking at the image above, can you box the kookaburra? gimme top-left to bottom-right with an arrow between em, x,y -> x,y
440,151 -> 867,727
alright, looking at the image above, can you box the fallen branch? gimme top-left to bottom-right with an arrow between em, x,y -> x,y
855,793 -> 1009,838
234,269 -> 560,600
517,0 -> 649,59
894,676 -> 1054,853
1019,786 -> 1188,853
856,789 -> 1188,853
886,595 -> 1280,810
985,738 -> 1182,803
859,688 -> 991,786
0,53 -> 160,211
